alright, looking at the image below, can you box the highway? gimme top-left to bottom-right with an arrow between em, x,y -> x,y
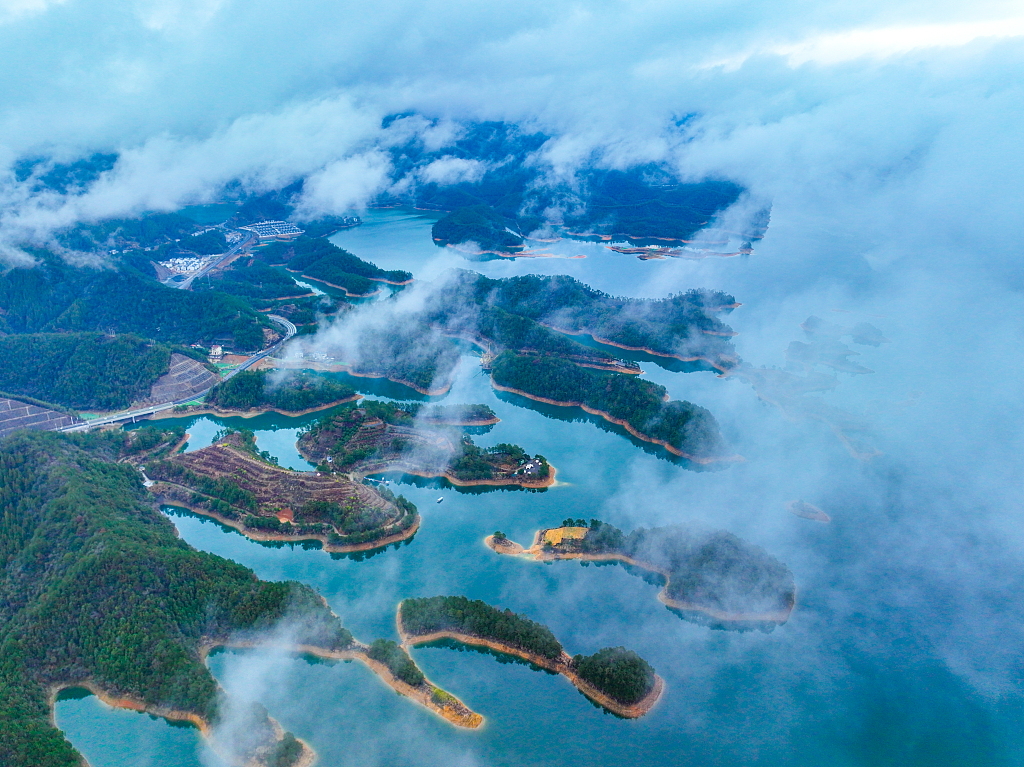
61,314 -> 297,432
164,231 -> 257,291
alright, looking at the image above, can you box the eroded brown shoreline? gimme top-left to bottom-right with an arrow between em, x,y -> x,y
158,395 -> 363,421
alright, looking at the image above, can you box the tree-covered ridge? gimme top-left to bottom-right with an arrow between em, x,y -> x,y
400,596 -> 563,660
206,370 -> 356,412
0,332 -> 196,411
434,270 -> 737,366
262,236 -> 412,291
548,520 -> 796,616
431,204 -> 526,253
299,403 -> 547,483
0,253 -> 267,350
0,431 -> 350,767
490,351 -> 726,460
399,596 -> 658,707
571,647 -> 655,706
195,259 -> 308,301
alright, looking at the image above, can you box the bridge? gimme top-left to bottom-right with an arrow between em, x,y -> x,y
61,314 -> 296,432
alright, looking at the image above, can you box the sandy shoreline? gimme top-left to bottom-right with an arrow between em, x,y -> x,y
487,533 -> 794,626
490,382 -> 742,465
152,490 -> 421,553
397,608 -> 663,719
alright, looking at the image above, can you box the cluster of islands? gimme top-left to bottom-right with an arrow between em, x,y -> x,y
0,137 -> 816,766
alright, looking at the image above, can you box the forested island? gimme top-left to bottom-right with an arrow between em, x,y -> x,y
0,333 -> 216,411
298,402 -> 552,487
199,369 -> 359,416
490,352 -> 732,463
0,429 -> 484,766
398,596 -> 663,717
487,520 -> 795,628
147,429 -> 420,551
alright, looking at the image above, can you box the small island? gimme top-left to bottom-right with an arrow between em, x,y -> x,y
0,430 -> 480,767
398,596 -> 663,718
431,204 -> 527,255
146,429 -> 420,552
297,401 -> 554,487
487,520 -> 795,628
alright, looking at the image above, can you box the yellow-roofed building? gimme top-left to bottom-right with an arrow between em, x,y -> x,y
544,527 -> 588,546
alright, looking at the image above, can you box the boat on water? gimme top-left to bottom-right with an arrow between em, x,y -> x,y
436,497 -> 444,504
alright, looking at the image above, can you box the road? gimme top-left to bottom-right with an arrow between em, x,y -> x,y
163,231 -> 257,291
61,314 -> 297,432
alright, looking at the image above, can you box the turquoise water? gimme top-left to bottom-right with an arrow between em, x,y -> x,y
56,209 -> 1024,766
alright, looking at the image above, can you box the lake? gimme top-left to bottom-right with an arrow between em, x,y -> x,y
56,209 -> 1024,767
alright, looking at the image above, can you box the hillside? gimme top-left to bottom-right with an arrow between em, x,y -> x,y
0,430 -> 349,767
0,333 -> 207,411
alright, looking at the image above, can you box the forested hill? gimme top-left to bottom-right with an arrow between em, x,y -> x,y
0,430 -> 350,767
433,270 -> 738,365
0,333 -> 210,411
0,252 -> 266,349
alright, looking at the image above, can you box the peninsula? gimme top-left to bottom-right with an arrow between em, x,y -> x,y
487,520 -> 796,628
0,430 -> 479,767
398,596 -> 663,718
195,369 -> 361,417
146,429 -> 420,552
489,352 -> 735,464
298,401 -> 553,487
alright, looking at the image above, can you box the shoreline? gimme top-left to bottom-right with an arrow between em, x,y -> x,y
157,394 -> 363,421
47,680 -> 315,767
396,606 -> 663,719
490,382 -> 742,465
201,638 -> 483,730
486,534 -> 794,626
153,490 -> 421,554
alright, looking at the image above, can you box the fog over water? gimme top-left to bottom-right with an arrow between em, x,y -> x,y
9,0 -> 1023,763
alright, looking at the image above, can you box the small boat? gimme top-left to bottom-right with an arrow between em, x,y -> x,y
436,497 -> 444,504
